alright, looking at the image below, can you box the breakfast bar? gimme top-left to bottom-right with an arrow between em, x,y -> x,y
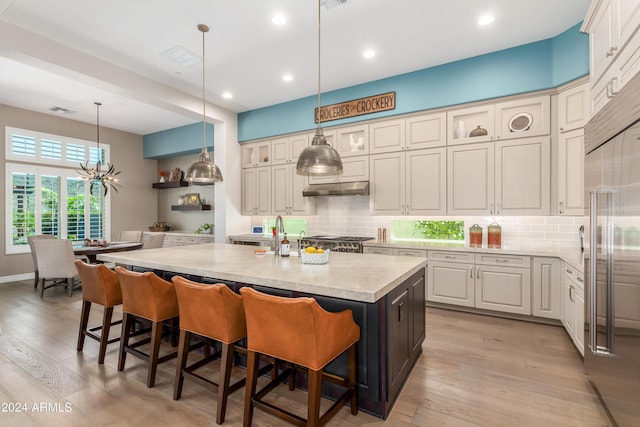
98,243 -> 427,419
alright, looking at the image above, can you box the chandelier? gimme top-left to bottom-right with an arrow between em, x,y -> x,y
77,102 -> 121,195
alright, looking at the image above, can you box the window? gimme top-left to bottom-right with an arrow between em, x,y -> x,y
5,127 -> 111,254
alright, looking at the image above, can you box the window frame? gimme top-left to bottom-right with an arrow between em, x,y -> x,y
5,127 -> 112,255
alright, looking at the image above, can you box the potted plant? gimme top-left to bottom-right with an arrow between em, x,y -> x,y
195,223 -> 214,234
177,194 -> 186,205
159,170 -> 166,183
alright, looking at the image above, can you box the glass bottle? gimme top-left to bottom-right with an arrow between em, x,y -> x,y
280,233 -> 290,257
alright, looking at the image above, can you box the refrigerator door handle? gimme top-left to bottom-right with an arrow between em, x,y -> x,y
589,189 -> 615,357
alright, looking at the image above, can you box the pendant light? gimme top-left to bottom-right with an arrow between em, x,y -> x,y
185,24 -> 223,185
77,102 -> 121,196
296,0 -> 343,176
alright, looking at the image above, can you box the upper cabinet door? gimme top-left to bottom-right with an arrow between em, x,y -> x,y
406,148 -> 446,215
241,140 -> 271,168
405,112 -> 446,150
334,124 -> 369,157
558,82 -> 590,133
494,95 -> 551,140
447,142 -> 495,215
370,118 -> 406,154
271,134 -> 309,165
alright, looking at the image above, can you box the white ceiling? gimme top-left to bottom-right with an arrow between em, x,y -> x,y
0,0 -> 592,135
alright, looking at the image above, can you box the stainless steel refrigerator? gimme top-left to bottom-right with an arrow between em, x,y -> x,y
584,71 -> 640,426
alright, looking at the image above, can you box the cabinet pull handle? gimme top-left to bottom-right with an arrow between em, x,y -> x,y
470,268 -> 473,278
569,285 -> 574,302
559,201 -> 564,214
577,276 -> 584,283
566,268 -> 573,274
496,203 -> 500,215
445,255 -> 455,259
477,267 -> 480,279
490,203 -> 494,215
398,301 -> 405,322
606,46 -> 618,57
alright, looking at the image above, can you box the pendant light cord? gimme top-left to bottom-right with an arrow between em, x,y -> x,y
202,25 -> 206,150
317,0 -> 321,122
95,101 -> 101,155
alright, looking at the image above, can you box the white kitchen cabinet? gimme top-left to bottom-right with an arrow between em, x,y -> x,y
557,129 -> 585,215
241,140 -> 272,168
448,138 -> 550,216
241,166 -> 271,215
334,124 -> 369,157
562,263 -> 585,356
582,0 -> 640,114
394,248 -> 428,258
371,148 -> 446,215
474,254 -> 531,315
494,95 -> 551,140
405,112 -> 447,150
558,81 -> 590,133
271,163 -> 316,216
271,134 -> 309,165
447,142 -> 495,215
309,155 -> 369,184
369,118 -> 406,154
447,95 -> 550,145
495,137 -> 550,215
447,104 -> 494,145
363,247 -> 394,255
427,261 -> 475,307
532,257 -> 562,319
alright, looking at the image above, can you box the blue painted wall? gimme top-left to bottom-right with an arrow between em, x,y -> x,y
144,122 -> 214,159
237,23 -> 588,142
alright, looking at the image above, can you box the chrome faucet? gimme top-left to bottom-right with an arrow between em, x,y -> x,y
274,215 -> 284,255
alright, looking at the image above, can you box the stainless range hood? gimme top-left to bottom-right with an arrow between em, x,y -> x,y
302,181 -> 369,197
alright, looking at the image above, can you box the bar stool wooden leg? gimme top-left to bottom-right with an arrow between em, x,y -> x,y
307,369 -> 323,427
173,330 -> 191,400
148,320 -> 164,387
118,313 -> 134,372
243,350 -> 260,427
77,300 -> 92,352
217,342 -> 235,424
348,344 -> 358,415
98,307 -> 115,364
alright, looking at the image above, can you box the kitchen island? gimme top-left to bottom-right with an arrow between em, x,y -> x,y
98,243 -> 427,419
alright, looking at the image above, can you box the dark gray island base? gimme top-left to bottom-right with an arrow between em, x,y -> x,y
98,244 -> 426,418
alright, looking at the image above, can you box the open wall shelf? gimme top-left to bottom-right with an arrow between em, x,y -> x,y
171,204 -> 212,211
152,181 -> 189,189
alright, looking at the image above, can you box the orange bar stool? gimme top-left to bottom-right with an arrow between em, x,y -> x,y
240,287 -> 360,427
75,260 -> 123,364
114,266 -> 179,387
172,276 -> 248,424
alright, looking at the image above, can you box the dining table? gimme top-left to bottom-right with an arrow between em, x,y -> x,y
73,241 -> 143,264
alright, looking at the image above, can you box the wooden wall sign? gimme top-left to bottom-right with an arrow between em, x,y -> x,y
314,91 -> 396,123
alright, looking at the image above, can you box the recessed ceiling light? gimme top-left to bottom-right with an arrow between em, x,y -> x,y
282,74 -> 293,82
222,92 -> 233,99
478,14 -> 495,26
363,49 -> 376,59
272,14 -> 287,26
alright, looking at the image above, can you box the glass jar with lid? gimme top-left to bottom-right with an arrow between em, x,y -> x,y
487,222 -> 502,249
469,224 -> 482,248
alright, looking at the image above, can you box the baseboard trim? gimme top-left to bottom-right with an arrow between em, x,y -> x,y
0,273 -> 34,284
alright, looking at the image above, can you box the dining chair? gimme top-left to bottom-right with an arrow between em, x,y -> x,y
27,234 -> 55,289
32,239 -> 80,297
240,287 -> 360,427
118,230 -> 143,243
75,260 -> 122,364
141,232 -> 165,249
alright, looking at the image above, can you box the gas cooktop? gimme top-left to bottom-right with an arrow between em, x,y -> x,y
304,236 -> 375,242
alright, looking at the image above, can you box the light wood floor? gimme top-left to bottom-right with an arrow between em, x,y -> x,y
0,280 -> 612,427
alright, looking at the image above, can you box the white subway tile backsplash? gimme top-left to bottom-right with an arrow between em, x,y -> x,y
268,196 -> 583,250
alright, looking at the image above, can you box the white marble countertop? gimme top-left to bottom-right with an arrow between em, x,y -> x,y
363,239 -> 585,273
98,243 -> 427,303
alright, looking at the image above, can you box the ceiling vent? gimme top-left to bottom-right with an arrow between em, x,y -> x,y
321,0 -> 350,10
50,106 -> 74,114
160,46 -> 201,67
